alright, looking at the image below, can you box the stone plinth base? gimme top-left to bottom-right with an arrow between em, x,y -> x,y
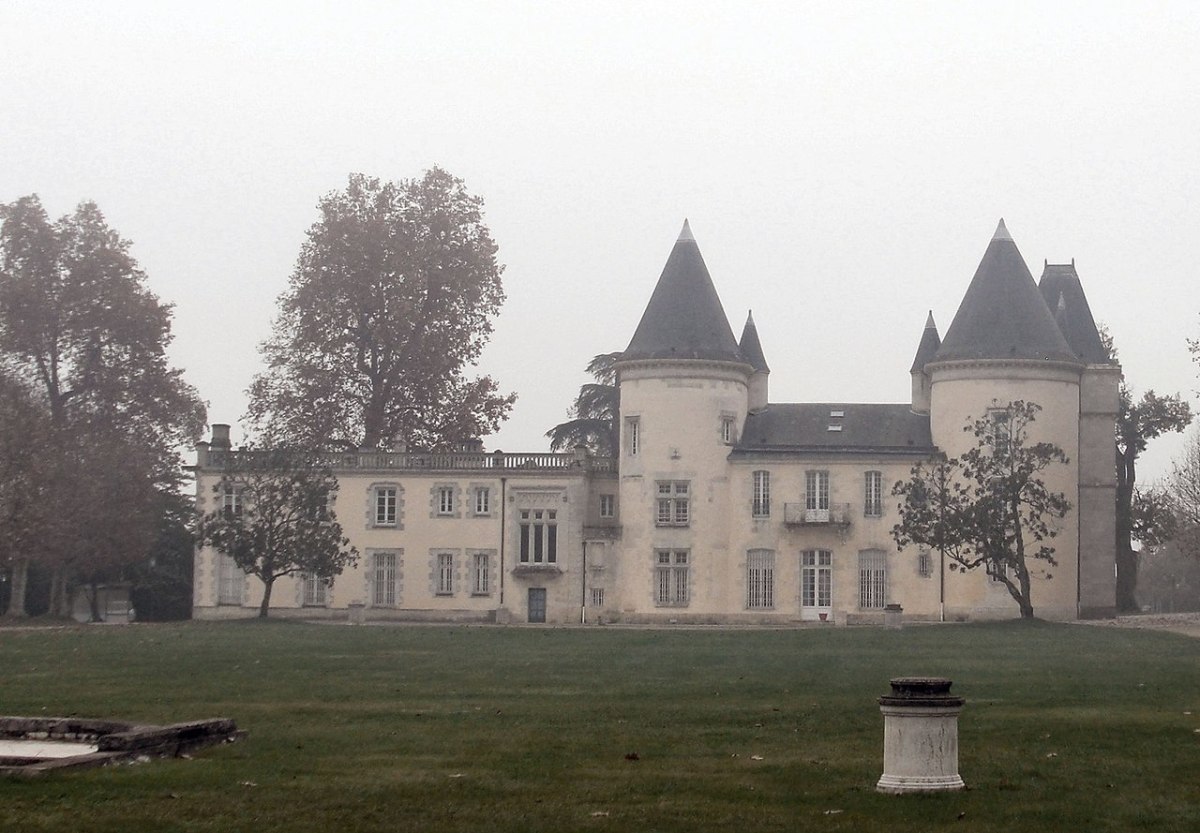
877,677 -> 965,794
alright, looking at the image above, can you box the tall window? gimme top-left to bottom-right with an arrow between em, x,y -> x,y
599,494 -> 615,518
859,549 -> 887,609
221,484 -> 242,518
372,551 -> 397,606
656,481 -> 690,526
374,486 -> 397,526
746,549 -> 775,609
519,509 -> 558,564
474,487 -> 490,516
655,550 -> 689,606
437,486 -> 455,516
802,550 -> 832,609
436,552 -> 455,595
864,471 -> 883,517
918,549 -> 933,578
302,573 -> 327,606
590,587 -> 605,607
752,470 -> 770,518
625,416 -> 640,456
805,470 -> 830,520
472,552 -> 490,595
721,417 -> 735,444
217,554 -> 243,605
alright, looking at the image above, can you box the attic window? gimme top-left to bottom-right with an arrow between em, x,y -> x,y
830,410 -> 844,418
827,424 -> 843,432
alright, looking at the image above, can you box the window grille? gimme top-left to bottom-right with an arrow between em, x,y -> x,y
858,549 -> 887,609
746,549 -> 775,609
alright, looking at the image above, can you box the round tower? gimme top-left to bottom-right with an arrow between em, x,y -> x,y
612,220 -> 754,619
927,220 -> 1084,621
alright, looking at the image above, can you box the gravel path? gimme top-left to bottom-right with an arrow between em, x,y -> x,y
1077,612 -> 1200,638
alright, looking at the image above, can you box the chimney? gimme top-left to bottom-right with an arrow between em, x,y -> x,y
210,424 -> 232,450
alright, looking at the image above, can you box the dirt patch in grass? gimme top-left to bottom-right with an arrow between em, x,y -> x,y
1078,612 -> 1200,638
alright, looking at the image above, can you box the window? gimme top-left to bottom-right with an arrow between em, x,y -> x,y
987,561 -> 1010,583
805,470 -> 830,521
590,587 -> 605,607
987,407 -> 1013,456
655,550 -> 689,606
864,471 -> 883,517
625,416 -> 640,456
802,550 -> 832,609
859,549 -> 887,609
519,509 -> 558,564
221,484 -> 242,518
302,573 -> 327,606
721,416 -> 735,444
746,549 -> 775,609
918,549 -> 933,578
437,486 -> 455,516
374,486 -> 397,526
474,487 -> 490,516
752,470 -> 770,518
472,552 -> 490,595
217,554 -> 243,605
599,494 -> 615,519
436,552 -> 455,595
372,551 -> 397,606
656,481 -> 690,526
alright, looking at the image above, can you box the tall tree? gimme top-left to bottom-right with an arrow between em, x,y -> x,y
198,452 -> 358,618
1167,429 -> 1200,559
893,401 -> 1072,619
247,170 -> 516,451
0,195 -> 205,616
1107,326 -> 1192,610
546,352 -> 620,455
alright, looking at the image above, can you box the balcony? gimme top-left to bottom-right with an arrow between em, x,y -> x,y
783,503 -> 852,527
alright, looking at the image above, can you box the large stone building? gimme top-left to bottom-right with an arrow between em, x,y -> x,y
192,220 -> 1119,623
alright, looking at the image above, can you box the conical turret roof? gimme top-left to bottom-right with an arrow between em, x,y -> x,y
622,221 -> 743,363
1038,262 -> 1111,364
909,311 -> 941,372
738,311 -> 770,373
934,220 -> 1079,364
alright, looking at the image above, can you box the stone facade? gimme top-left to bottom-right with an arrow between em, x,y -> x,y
192,220 -> 1119,623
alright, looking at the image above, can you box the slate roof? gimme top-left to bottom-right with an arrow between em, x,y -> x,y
622,220 -> 745,364
909,311 -> 941,373
732,403 -> 935,456
738,311 -> 770,373
934,220 -> 1080,364
1038,262 -> 1112,364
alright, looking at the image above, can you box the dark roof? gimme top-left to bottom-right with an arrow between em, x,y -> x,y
934,220 -> 1079,364
1038,263 -> 1112,364
909,311 -> 941,373
622,220 -> 744,364
738,311 -> 770,373
732,403 -> 935,455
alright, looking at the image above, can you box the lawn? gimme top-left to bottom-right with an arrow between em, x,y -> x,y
1,620 -> 1198,833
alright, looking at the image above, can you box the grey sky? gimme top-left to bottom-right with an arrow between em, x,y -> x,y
3,1 -> 1197,480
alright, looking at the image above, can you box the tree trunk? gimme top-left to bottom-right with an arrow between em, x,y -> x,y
3,558 -> 30,618
258,576 -> 274,618
88,580 -> 103,622
48,566 -> 67,618
1115,446 -> 1139,612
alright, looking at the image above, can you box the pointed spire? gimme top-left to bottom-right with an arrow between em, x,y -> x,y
1038,261 -> 1111,364
935,223 -> 1078,364
739,310 -> 769,373
622,222 -> 742,364
910,311 -> 941,372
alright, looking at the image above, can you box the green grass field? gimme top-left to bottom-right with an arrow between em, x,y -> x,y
1,620 -> 1198,832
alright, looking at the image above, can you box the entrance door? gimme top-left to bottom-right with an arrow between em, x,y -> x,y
528,588 -> 547,623
801,550 -> 832,621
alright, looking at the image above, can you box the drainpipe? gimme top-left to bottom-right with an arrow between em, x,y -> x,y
581,541 -> 588,624
499,476 -> 507,606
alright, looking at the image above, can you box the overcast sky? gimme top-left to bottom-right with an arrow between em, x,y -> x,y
3,1 -> 1198,481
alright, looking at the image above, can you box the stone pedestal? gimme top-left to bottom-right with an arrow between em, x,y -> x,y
347,602 -> 365,625
884,603 -> 903,630
876,677 -> 965,794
